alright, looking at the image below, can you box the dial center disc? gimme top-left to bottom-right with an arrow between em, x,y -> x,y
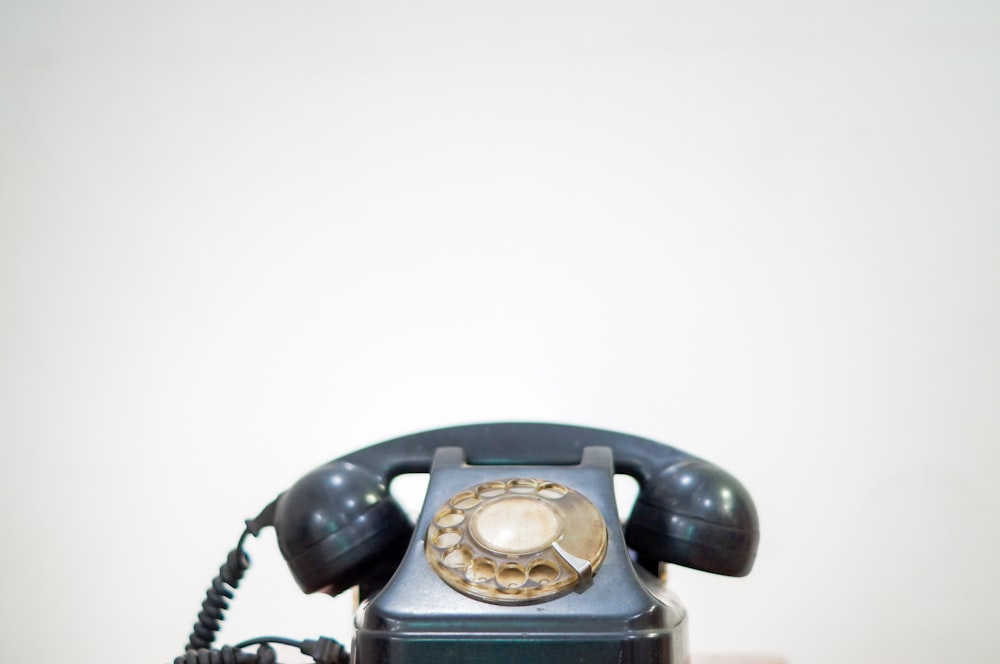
470,496 -> 561,554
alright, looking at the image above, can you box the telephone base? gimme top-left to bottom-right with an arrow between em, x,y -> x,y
352,446 -> 690,664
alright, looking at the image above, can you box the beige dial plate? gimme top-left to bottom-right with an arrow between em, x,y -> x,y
425,477 -> 607,604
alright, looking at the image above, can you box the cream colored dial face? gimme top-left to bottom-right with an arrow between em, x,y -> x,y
425,478 -> 607,604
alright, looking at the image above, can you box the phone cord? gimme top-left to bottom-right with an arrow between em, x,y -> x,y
186,537 -> 251,652
174,643 -> 276,664
176,637 -> 348,664
180,516 -> 350,664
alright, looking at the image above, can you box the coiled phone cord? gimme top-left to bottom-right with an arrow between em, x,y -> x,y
186,532 -> 251,652
178,502 -> 349,664
175,637 -> 348,664
175,643 -> 275,664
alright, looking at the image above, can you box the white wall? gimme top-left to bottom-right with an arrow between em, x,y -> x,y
1,2 -> 998,663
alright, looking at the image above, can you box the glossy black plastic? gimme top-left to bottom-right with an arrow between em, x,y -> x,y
274,462 -> 412,594
625,458 -> 758,577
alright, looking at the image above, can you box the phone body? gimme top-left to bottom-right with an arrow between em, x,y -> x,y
352,444 -> 689,663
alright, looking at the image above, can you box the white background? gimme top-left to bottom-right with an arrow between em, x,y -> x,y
1,2 -> 998,663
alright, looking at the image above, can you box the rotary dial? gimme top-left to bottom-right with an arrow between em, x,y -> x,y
425,478 -> 607,604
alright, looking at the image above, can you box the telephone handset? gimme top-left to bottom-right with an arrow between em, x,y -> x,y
177,423 -> 759,664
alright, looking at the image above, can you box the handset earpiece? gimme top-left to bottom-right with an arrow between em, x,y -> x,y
624,458 -> 758,577
274,461 -> 412,595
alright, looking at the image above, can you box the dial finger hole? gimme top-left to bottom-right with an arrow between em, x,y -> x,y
450,491 -> 481,510
528,559 -> 560,585
432,529 -> 462,549
507,478 -> 538,494
435,507 -> 465,528
537,482 -> 568,499
497,563 -> 528,588
442,545 -> 472,568
466,557 -> 496,583
476,481 -> 506,499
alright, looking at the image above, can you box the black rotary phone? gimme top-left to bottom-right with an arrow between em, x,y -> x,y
176,423 -> 759,664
